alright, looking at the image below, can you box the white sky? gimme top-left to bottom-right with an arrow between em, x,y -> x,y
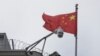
0,0 -> 100,56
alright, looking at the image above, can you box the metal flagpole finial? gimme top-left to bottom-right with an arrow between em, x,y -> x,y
75,4 -> 78,10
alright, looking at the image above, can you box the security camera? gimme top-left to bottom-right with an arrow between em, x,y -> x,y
55,27 -> 64,38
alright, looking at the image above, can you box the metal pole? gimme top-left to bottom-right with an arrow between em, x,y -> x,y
26,31 -> 54,51
42,38 -> 47,54
25,32 -> 55,56
11,39 -> 14,50
75,4 -> 78,56
75,36 -> 77,56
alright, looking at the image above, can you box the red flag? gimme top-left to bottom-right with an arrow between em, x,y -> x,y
42,12 -> 77,35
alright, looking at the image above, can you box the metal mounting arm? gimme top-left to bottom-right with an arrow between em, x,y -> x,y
25,31 -> 55,52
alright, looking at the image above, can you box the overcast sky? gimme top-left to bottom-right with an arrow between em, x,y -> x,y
0,0 -> 100,56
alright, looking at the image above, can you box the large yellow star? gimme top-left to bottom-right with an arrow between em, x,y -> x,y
69,15 -> 75,21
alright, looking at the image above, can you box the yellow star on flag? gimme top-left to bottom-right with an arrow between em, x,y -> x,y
62,17 -> 65,20
69,15 -> 76,21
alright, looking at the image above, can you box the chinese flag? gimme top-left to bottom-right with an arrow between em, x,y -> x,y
42,12 -> 77,35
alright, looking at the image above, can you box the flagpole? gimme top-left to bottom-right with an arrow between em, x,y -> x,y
75,4 -> 78,56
